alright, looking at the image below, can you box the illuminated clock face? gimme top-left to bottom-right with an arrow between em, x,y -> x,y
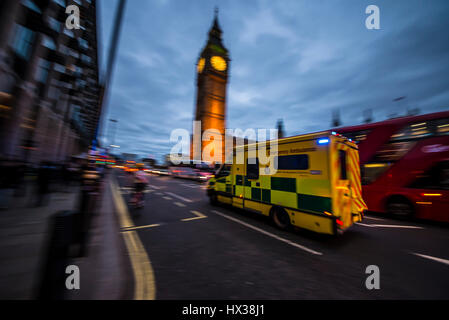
211,56 -> 227,71
197,58 -> 205,73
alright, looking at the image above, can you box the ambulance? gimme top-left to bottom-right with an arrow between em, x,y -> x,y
207,131 -> 367,235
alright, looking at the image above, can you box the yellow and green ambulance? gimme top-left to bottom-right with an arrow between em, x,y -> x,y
207,131 -> 367,235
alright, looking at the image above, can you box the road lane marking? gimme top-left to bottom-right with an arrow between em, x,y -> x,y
363,216 -> 387,221
155,192 -> 163,196
122,231 -> 156,300
174,202 -> 186,208
182,183 -> 200,188
356,222 -> 423,229
211,210 -> 323,256
110,179 -> 134,229
110,178 -> 156,300
162,196 -> 173,201
165,192 -> 193,203
412,253 -> 449,266
149,185 -> 162,190
182,210 -> 207,222
123,224 -> 161,231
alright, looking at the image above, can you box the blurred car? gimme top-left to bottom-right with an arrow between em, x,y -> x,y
170,167 -> 197,179
194,169 -> 214,182
151,168 -> 170,176
124,164 -> 138,173
170,167 -> 213,182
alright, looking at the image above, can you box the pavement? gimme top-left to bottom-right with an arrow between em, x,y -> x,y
66,173 -> 133,300
114,170 -> 449,299
0,182 -> 78,299
0,173 -> 133,300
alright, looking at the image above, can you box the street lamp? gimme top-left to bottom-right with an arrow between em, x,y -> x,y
108,119 -> 118,154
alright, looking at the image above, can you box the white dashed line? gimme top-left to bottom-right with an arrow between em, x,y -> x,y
174,202 -> 186,208
162,196 -> 173,201
211,210 -> 323,256
412,253 -> 449,266
181,183 -> 201,189
363,216 -> 387,221
356,223 -> 423,229
165,192 -> 193,203
182,210 -> 207,222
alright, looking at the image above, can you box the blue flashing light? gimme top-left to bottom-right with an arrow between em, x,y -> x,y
331,131 -> 337,135
317,138 -> 330,145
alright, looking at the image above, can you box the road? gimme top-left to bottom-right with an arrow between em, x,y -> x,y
114,171 -> 449,299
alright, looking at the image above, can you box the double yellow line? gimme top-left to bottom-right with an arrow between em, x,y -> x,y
110,178 -> 156,300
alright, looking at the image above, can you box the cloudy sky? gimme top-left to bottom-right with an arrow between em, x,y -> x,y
98,0 -> 449,162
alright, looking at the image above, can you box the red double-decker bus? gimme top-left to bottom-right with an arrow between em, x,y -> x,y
335,111 -> 449,223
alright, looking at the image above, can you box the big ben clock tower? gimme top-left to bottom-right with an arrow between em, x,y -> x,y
191,9 -> 230,164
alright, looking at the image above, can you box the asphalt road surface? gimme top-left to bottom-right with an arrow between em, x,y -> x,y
115,171 -> 449,299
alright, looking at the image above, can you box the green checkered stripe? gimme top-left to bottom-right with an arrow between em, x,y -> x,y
233,175 -> 332,214
216,177 -> 232,194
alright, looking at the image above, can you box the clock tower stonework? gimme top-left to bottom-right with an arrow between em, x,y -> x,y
191,10 -> 230,164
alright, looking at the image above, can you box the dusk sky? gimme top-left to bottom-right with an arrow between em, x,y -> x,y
98,0 -> 449,162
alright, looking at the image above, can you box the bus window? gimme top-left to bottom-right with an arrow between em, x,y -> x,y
362,163 -> 391,185
390,118 -> 449,141
371,141 -> 416,163
436,118 -> 449,135
342,130 -> 371,144
275,155 -> 309,170
339,150 -> 347,180
410,161 -> 449,190
247,158 -> 259,180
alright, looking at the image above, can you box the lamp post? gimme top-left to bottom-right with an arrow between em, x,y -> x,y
108,119 -> 118,154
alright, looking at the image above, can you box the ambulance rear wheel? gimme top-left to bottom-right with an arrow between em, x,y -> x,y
209,193 -> 218,206
272,207 -> 291,230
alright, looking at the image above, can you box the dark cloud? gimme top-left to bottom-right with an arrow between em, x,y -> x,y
99,0 -> 449,162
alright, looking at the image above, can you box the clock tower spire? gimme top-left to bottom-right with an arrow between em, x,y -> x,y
191,9 -> 230,164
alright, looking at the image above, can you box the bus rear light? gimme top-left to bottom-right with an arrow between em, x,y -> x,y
336,219 -> 344,226
421,193 -> 441,197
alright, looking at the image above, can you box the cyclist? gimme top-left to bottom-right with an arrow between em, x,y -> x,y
131,163 -> 148,207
